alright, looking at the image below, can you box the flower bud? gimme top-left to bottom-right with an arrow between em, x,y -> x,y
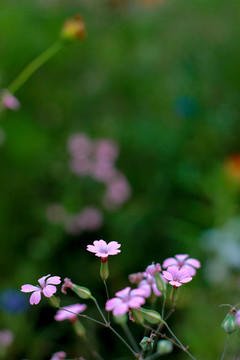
61,15 -> 86,42
139,308 -> 162,324
221,310 -> 237,334
100,261 -> 109,281
130,309 -> 145,325
157,340 -> 173,355
154,273 -> 166,293
48,296 -> 61,308
72,285 -> 92,299
139,336 -> 154,352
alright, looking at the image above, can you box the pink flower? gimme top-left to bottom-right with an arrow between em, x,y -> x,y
236,310 -> 240,327
21,274 -> 61,305
87,239 -> 121,261
105,287 -> 146,316
162,266 -> 192,288
1,90 -> 20,110
144,263 -> 161,276
128,272 -> 144,284
54,303 -> 87,322
0,330 -> 14,348
138,274 -> 162,298
50,351 -> 67,360
162,254 -> 200,276
61,277 -> 73,294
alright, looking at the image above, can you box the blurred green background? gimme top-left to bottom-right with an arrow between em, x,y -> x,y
1,0 -> 240,358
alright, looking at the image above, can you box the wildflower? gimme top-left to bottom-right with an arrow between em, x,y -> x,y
61,14 -> 86,42
50,351 -> 67,360
128,272 -> 144,284
105,287 -> 146,316
1,90 -> 20,110
236,310 -> 240,327
21,275 -> 61,305
162,266 -> 192,288
138,274 -> 162,298
0,329 -> 14,348
54,303 -> 87,322
61,278 -> 73,294
222,309 -> 237,334
144,263 -> 161,276
87,239 -> 121,262
162,254 -> 200,276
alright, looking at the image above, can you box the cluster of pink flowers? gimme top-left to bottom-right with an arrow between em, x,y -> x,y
46,204 -> 103,235
68,133 -> 131,209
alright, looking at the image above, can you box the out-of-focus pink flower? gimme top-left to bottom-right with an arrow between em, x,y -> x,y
105,287 -> 146,316
77,207 -> 103,231
21,275 -> 61,305
50,351 -> 67,360
138,274 -> 162,298
144,263 -> 161,276
1,90 -> 20,110
54,303 -> 87,322
162,266 -> 192,288
67,133 -> 92,156
94,140 -> 119,162
87,239 -> 121,260
61,278 -> 73,294
236,310 -> 240,327
162,254 -> 200,276
103,174 -> 131,209
128,272 -> 144,284
0,329 -> 14,348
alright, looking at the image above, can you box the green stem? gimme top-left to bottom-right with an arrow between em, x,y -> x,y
103,280 -> 110,322
221,335 -> 229,360
162,321 -> 196,360
92,296 -> 108,324
59,307 -> 105,327
109,324 -> 139,358
122,323 -> 140,353
8,40 -> 63,94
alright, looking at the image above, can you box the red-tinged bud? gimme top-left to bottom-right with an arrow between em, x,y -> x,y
61,15 -> 86,42
221,309 -> 237,334
130,309 -> 145,325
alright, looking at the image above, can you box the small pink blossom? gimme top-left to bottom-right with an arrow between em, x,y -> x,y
129,272 -> 144,284
0,330 -> 14,348
236,310 -> 240,327
162,254 -> 200,276
1,90 -> 20,110
144,263 -> 161,276
105,287 -> 146,316
138,274 -> 162,298
21,274 -> 61,305
87,239 -> 121,261
61,278 -> 73,294
162,266 -> 192,288
54,303 -> 87,322
50,351 -> 67,360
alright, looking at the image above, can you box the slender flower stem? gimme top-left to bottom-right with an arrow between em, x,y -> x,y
8,41 -> 63,94
221,335 -> 229,360
161,293 -> 166,319
122,323 -> 140,353
59,307 -> 105,327
103,280 -> 110,322
92,296 -> 108,323
162,321 -> 196,360
109,324 -> 139,358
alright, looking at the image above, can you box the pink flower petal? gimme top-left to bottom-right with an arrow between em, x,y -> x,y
30,291 -> 41,305
185,258 -> 201,268
86,245 -> 98,253
113,303 -> 129,316
43,284 -> 57,297
182,265 -> 196,276
55,304 -> 87,321
46,276 -> 61,285
175,254 -> 189,262
128,296 -> 145,308
180,276 -> 192,284
21,284 -> 39,293
169,281 -> 182,287
115,287 -> 131,298
93,239 -> 107,248
162,257 -> 178,268
138,283 -> 151,298
38,274 -> 50,288
105,298 -> 122,311
162,271 -> 173,281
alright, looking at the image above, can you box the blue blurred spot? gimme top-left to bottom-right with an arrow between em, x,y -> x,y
0,289 -> 29,313
174,96 -> 198,118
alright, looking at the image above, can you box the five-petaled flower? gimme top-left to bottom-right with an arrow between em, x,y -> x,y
87,239 -> 121,262
21,274 -> 61,305
162,266 -> 192,288
105,286 -> 146,316
162,254 -> 200,276
54,303 -> 87,322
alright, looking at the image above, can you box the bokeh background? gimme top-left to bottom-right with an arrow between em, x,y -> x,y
1,0 -> 240,359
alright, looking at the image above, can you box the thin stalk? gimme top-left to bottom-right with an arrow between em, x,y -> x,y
59,307 -> 105,327
92,296 -> 108,324
221,335 -> 229,360
162,321 -> 196,360
8,41 -> 63,94
122,323 -> 140,353
103,280 -> 110,322
109,324 -> 139,358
